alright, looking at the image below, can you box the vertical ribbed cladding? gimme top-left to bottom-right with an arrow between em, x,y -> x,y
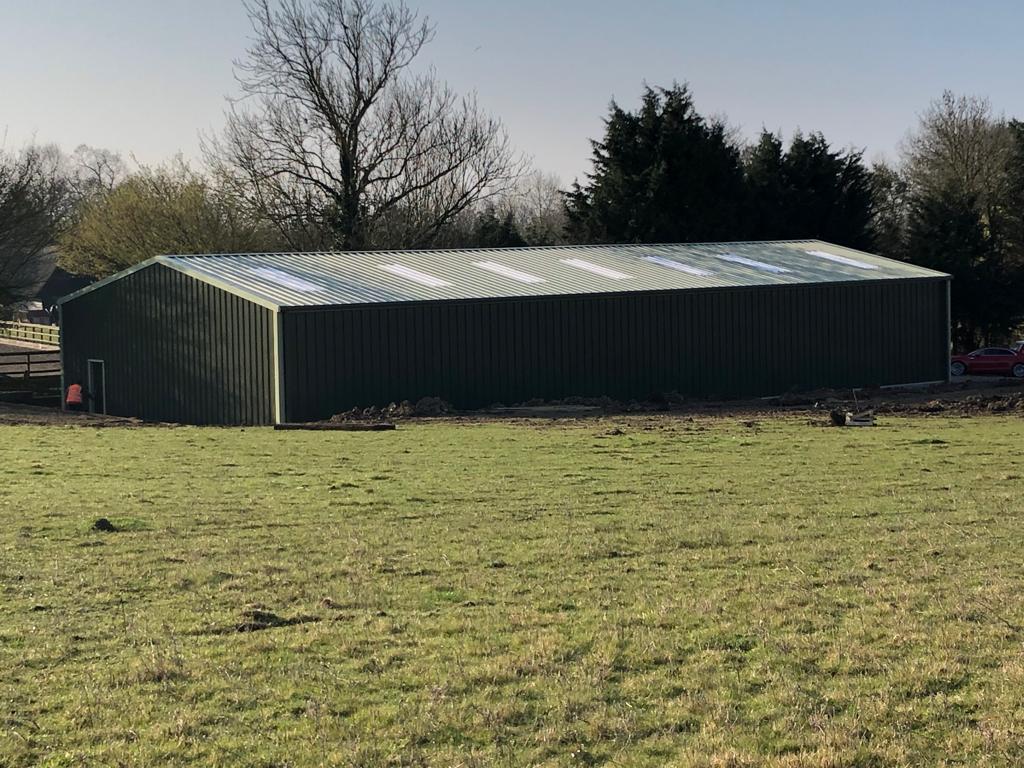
60,263 -> 275,425
279,277 -> 950,422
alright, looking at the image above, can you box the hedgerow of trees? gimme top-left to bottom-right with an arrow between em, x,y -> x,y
564,85 -> 875,251
4,0 -> 1023,347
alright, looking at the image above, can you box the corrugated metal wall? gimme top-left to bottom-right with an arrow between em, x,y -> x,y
61,263 -> 275,425
282,278 -> 949,421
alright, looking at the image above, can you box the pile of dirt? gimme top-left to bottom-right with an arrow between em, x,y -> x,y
323,383 -> 1024,424
330,405 -> 390,423
880,393 -> 1024,416
410,396 -> 452,416
329,396 -> 452,422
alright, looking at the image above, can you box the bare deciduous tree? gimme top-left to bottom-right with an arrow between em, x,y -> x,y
900,92 -> 1024,345
205,0 -> 523,251
505,171 -> 568,245
0,147 -> 67,306
67,145 -> 127,200
903,91 -> 1017,235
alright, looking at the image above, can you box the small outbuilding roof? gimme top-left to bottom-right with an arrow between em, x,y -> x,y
59,240 -> 948,310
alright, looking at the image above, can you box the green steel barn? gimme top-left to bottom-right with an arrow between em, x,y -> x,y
58,241 -> 950,425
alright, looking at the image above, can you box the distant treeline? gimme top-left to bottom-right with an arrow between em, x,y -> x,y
2,1 -> 1022,347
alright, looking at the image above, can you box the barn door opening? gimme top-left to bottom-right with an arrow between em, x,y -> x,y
87,359 -> 106,414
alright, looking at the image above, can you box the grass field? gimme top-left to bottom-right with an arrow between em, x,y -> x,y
2,414 -> 1024,767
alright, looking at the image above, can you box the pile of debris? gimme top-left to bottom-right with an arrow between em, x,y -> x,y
320,384 -> 1024,425
329,396 -> 453,423
829,408 -> 876,427
972,393 -> 1024,412
886,393 -> 1024,416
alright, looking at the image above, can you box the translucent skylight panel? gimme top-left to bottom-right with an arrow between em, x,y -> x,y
247,266 -> 324,293
713,253 -> 791,274
473,261 -> 546,284
379,263 -> 451,288
560,258 -> 632,280
804,249 -> 878,270
642,255 -> 714,277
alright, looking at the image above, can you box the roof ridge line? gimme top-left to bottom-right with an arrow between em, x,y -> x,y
159,239 -> 822,259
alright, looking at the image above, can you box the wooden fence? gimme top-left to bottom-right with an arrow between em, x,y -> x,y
0,320 -> 60,347
0,350 -> 61,379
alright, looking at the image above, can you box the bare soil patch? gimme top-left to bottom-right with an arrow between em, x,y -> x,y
3,377 -> 1021,429
442,378 -> 1024,424
768,379 -> 1024,419
0,402 -> 141,427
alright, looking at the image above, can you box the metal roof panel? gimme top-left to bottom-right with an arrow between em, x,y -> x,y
59,241 -> 948,309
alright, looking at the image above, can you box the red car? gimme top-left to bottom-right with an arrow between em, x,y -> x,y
950,347 -> 1024,378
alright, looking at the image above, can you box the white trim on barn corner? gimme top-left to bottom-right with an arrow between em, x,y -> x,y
946,281 -> 952,383
273,310 -> 286,425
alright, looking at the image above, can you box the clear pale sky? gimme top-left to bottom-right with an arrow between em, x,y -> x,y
2,0 -> 1022,183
